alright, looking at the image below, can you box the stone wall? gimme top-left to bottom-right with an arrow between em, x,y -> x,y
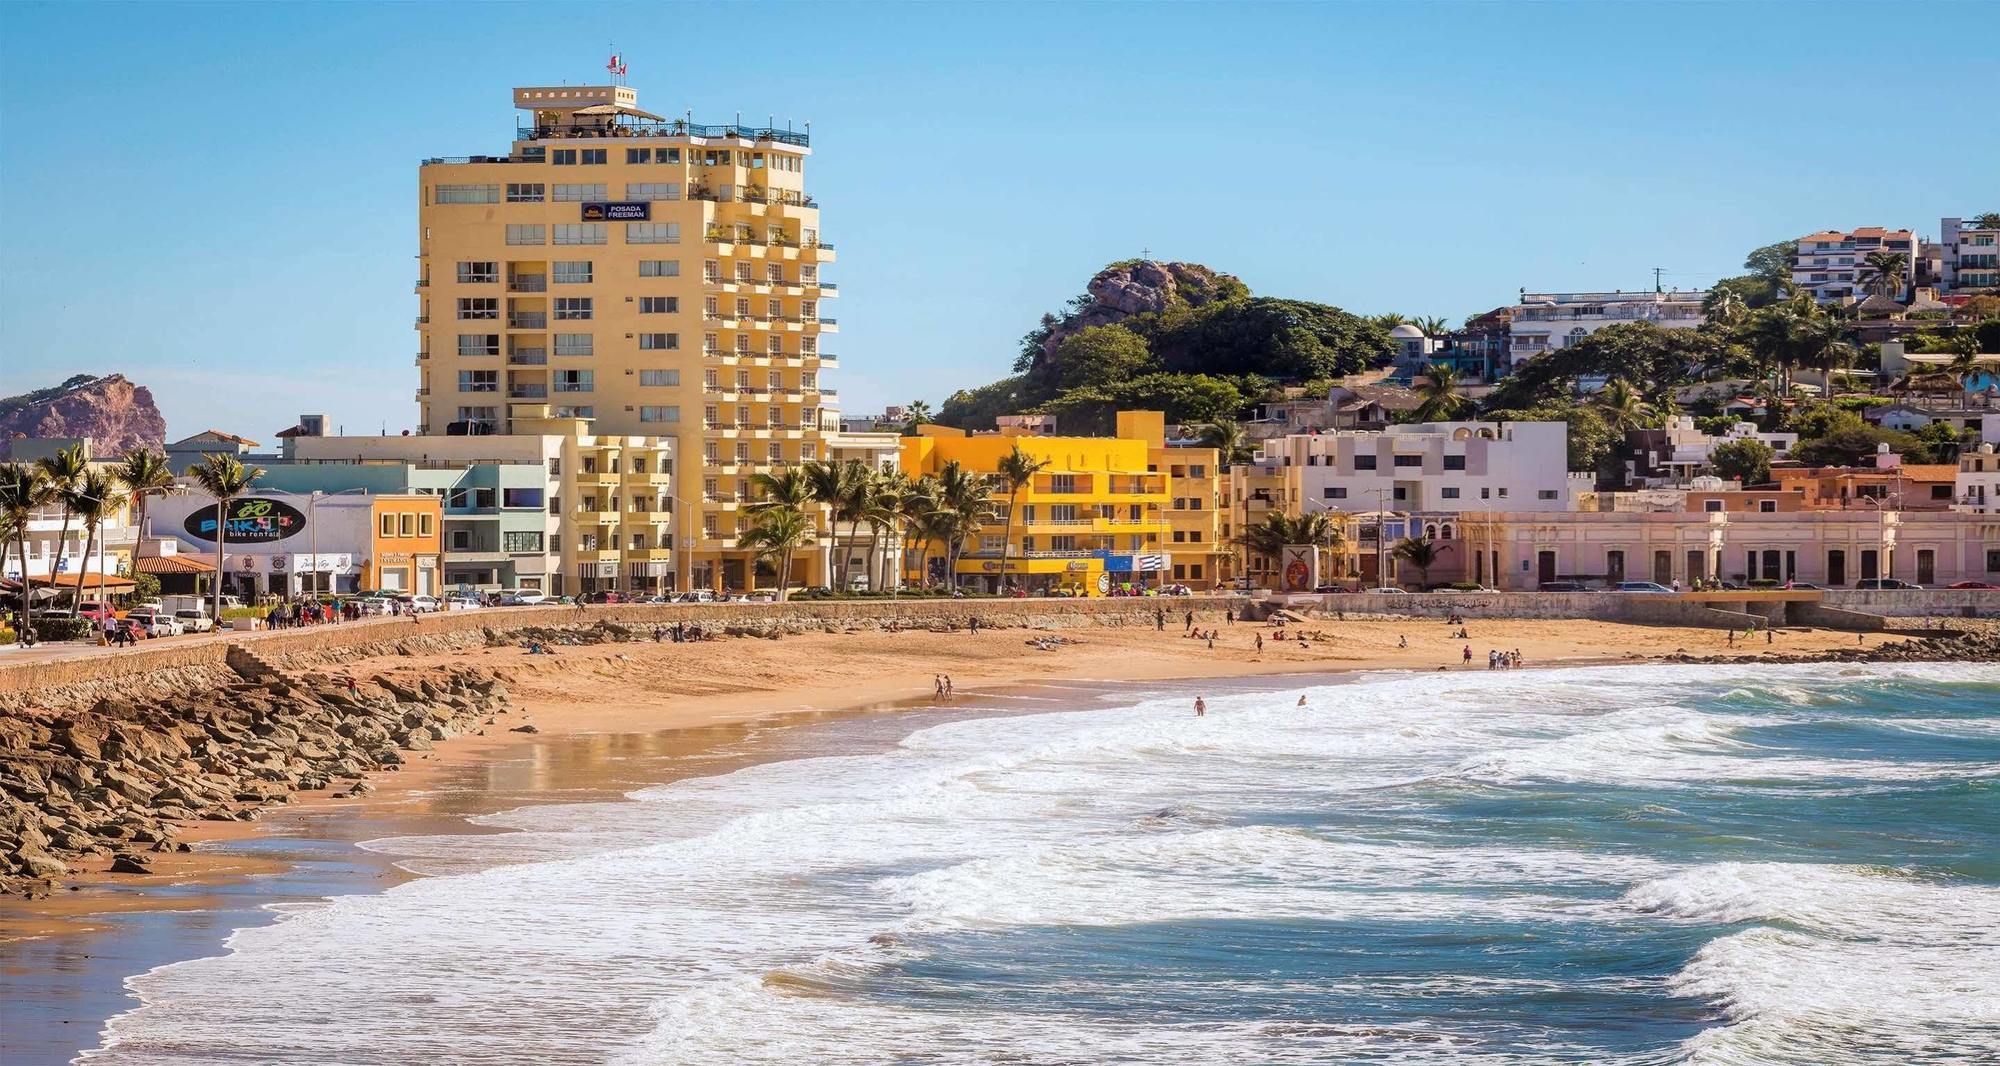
1821,589 -> 2000,617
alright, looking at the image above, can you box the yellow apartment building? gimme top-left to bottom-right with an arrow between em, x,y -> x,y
415,82 -> 838,594
1228,457 -> 1305,588
900,423 -> 1172,595
1115,411 -> 1229,589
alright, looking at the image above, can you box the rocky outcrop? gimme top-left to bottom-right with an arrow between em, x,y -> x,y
0,374 -> 167,459
1658,623 -> 2000,667
0,664 -> 511,897
1037,261 -> 1245,364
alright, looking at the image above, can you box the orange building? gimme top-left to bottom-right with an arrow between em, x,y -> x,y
1769,463 -> 1960,511
367,495 -> 444,595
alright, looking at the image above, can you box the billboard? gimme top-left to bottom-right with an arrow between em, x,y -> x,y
182,498 -> 306,544
1280,545 -> 1321,592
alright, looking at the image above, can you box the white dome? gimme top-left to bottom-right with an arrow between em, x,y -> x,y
1389,323 -> 1425,338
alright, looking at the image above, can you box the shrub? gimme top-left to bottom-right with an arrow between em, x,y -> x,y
27,614 -> 94,642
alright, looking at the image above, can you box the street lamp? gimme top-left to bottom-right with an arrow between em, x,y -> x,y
1858,495 -> 1889,584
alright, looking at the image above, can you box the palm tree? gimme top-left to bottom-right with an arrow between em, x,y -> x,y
855,468 -> 904,593
1860,251 -> 1909,300
68,470 -> 127,615
0,463 -> 53,640
1793,314 -> 1858,390
895,474 -> 944,591
115,448 -> 180,581
745,466 -> 815,594
1389,535 -> 1451,589
737,507 -> 815,601
1414,363 -> 1468,422
993,444 -> 1051,592
1945,349 -> 1982,393
1705,287 -> 1748,326
934,460 -> 991,588
901,400 -> 934,436
1234,511 -> 1345,584
186,454 -> 263,621
34,444 -> 88,610
1372,313 -> 1409,330
1416,315 -> 1452,339
801,459 -> 858,589
1196,418 -> 1255,466
1594,378 -> 1655,433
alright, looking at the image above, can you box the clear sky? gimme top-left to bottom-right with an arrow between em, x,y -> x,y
2,1 -> 1994,439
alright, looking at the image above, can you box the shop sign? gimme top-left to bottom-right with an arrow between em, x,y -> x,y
581,202 -> 650,221
184,498 -> 306,543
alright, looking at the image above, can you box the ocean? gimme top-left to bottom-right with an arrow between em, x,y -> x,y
78,662 -> 2000,1064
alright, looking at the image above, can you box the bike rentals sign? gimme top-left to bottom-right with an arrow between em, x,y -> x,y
183,497 -> 307,543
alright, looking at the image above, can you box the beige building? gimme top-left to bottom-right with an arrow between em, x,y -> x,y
415,82 -> 837,593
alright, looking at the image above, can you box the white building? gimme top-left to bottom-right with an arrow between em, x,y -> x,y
1957,444 -> 2000,515
0,492 -> 139,602
1255,421 -> 1572,515
1506,291 -> 1706,367
1940,216 -> 2000,294
1793,227 -> 1918,303
822,430 -> 904,590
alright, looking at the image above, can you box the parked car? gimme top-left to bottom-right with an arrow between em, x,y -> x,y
1614,581 -> 1676,594
1781,582 -> 1827,591
173,609 -> 217,633
742,590 -> 777,603
1946,580 -> 2000,590
582,590 -> 629,605
677,589 -> 720,604
1854,579 -> 1924,591
406,595 -> 441,613
498,591 -> 553,607
1313,584 -> 1349,594
354,597 -> 395,616
74,600 -> 117,623
1365,587 -> 1409,595
1537,581 -> 1591,592
124,607 -> 183,637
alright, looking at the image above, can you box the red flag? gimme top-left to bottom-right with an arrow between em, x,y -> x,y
607,53 -> 620,75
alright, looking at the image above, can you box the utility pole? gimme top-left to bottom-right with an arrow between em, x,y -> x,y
1653,267 -> 1666,294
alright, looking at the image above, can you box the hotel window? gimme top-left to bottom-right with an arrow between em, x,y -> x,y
801,265 -> 817,283
625,182 -> 681,201
640,369 -> 679,387
1393,454 -> 1423,467
449,529 -> 471,551
1352,454 -> 1377,470
505,224 -> 546,245
657,148 -> 681,163
1538,490 -> 1560,500
554,297 -> 593,320
735,335 -> 751,353
580,148 -> 607,165
735,262 -> 754,283
457,298 -> 499,320
1443,455 -> 1466,471
458,370 -> 498,393
553,370 -> 593,393
626,222 -> 680,244
767,405 -> 782,426
1441,487 -> 1460,499
803,227 -> 817,245
766,299 -> 782,318
456,261 -> 498,284
639,405 -> 679,423
552,261 -> 594,284
639,333 -> 679,350
767,264 -> 785,284
640,260 -> 680,277
506,183 -> 545,203
801,300 -> 817,321
419,513 -> 434,537
456,405 -> 498,423
704,442 -> 720,462
457,334 -> 500,357
553,405 -> 594,419
554,333 -> 593,357
735,298 -> 751,318
552,149 -> 576,166
735,442 -> 752,462
626,149 -> 651,164
703,515 -> 718,537
434,184 -> 499,204
553,183 -> 607,202
399,513 -> 416,536
504,531 -> 544,553
704,406 -> 719,426
639,296 -> 677,314
767,442 -> 784,462
380,513 -> 396,537
553,224 -> 606,245
801,336 -> 816,354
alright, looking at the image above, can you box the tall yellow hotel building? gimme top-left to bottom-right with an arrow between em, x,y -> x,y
415,83 -> 838,593
901,413 -> 1208,594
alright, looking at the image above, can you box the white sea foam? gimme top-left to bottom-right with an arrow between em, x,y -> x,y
80,662 -> 2000,1064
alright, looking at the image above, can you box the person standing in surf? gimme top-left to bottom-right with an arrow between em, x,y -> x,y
1194,696 -> 1206,716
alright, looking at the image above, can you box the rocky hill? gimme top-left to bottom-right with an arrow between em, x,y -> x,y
0,374 -> 167,459
940,260 -> 1391,433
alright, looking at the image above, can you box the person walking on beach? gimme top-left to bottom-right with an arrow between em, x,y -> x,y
1255,632 -> 1264,653
1463,645 -> 1473,665
1206,632 -> 1215,650
1194,696 -> 1206,717
1155,608 -> 1165,632
944,675 -> 954,695
935,675 -> 946,698
1184,610 -> 1195,633
1397,635 -> 1408,649
1226,607 -> 1235,626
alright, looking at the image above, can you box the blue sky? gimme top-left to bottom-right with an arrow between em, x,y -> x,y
2,1 -> 1994,439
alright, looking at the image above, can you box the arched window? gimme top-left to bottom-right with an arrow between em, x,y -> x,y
1440,523 -> 1455,540
1565,327 -> 1588,347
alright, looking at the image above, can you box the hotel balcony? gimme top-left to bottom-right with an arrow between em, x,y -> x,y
508,275 -> 548,293
508,348 -> 548,365
507,312 -> 548,330
507,385 -> 548,399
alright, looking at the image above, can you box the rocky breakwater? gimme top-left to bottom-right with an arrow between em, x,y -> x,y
1658,621 -> 2000,667
0,664 -> 512,897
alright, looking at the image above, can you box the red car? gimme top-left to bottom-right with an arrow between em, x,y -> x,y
1946,581 -> 2000,590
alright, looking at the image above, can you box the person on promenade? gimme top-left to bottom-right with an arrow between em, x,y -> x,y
1194,696 -> 1206,717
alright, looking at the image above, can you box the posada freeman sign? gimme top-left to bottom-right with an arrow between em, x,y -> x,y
580,202 -> 650,221
183,497 -> 306,543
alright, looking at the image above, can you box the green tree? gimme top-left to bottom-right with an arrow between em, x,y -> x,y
897,474 -> 945,590
1414,363 -> 1468,422
1042,324 -> 1155,393
1860,251 -> 1909,300
901,400 -> 934,436
1389,535 -> 1451,589
1709,438 -> 1775,485
68,470 -> 128,614
0,463 -> 53,641
34,444 -> 88,611
1594,379 -> 1656,434
115,448 -> 180,581
186,454 -> 264,621
1791,426 -> 1926,467
1485,401 -> 1617,473
1197,418 -> 1255,466
993,445 -> 1052,591
934,460 -> 992,587
737,508 -> 815,601
1234,512 -> 1345,582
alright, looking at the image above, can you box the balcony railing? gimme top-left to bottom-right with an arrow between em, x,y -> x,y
508,386 -> 548,399
508,349 -> 548,365
508,313 -> 547,329
509,275 -> 547,292
517,121 -> 810,148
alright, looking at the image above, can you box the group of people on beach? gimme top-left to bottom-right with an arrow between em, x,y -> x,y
933,674 -> 955,697
649,622 -> 715,643
1463,646 -> 1525,669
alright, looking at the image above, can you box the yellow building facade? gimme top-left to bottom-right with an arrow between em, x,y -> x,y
899,421 -> 1173,595
1115,412 -> 1230,589
415,83 -> 837,594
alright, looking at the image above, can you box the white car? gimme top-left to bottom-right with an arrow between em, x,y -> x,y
1365,587 -> 1409,595
677,589 -> 719,604
172,609 -> 216,633
743,591 -> 777,603
354,597 -> 394,616
407,595 -> 441,613
125,608 -> 184,637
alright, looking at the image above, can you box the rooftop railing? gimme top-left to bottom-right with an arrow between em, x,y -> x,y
516,121 -> 810,147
